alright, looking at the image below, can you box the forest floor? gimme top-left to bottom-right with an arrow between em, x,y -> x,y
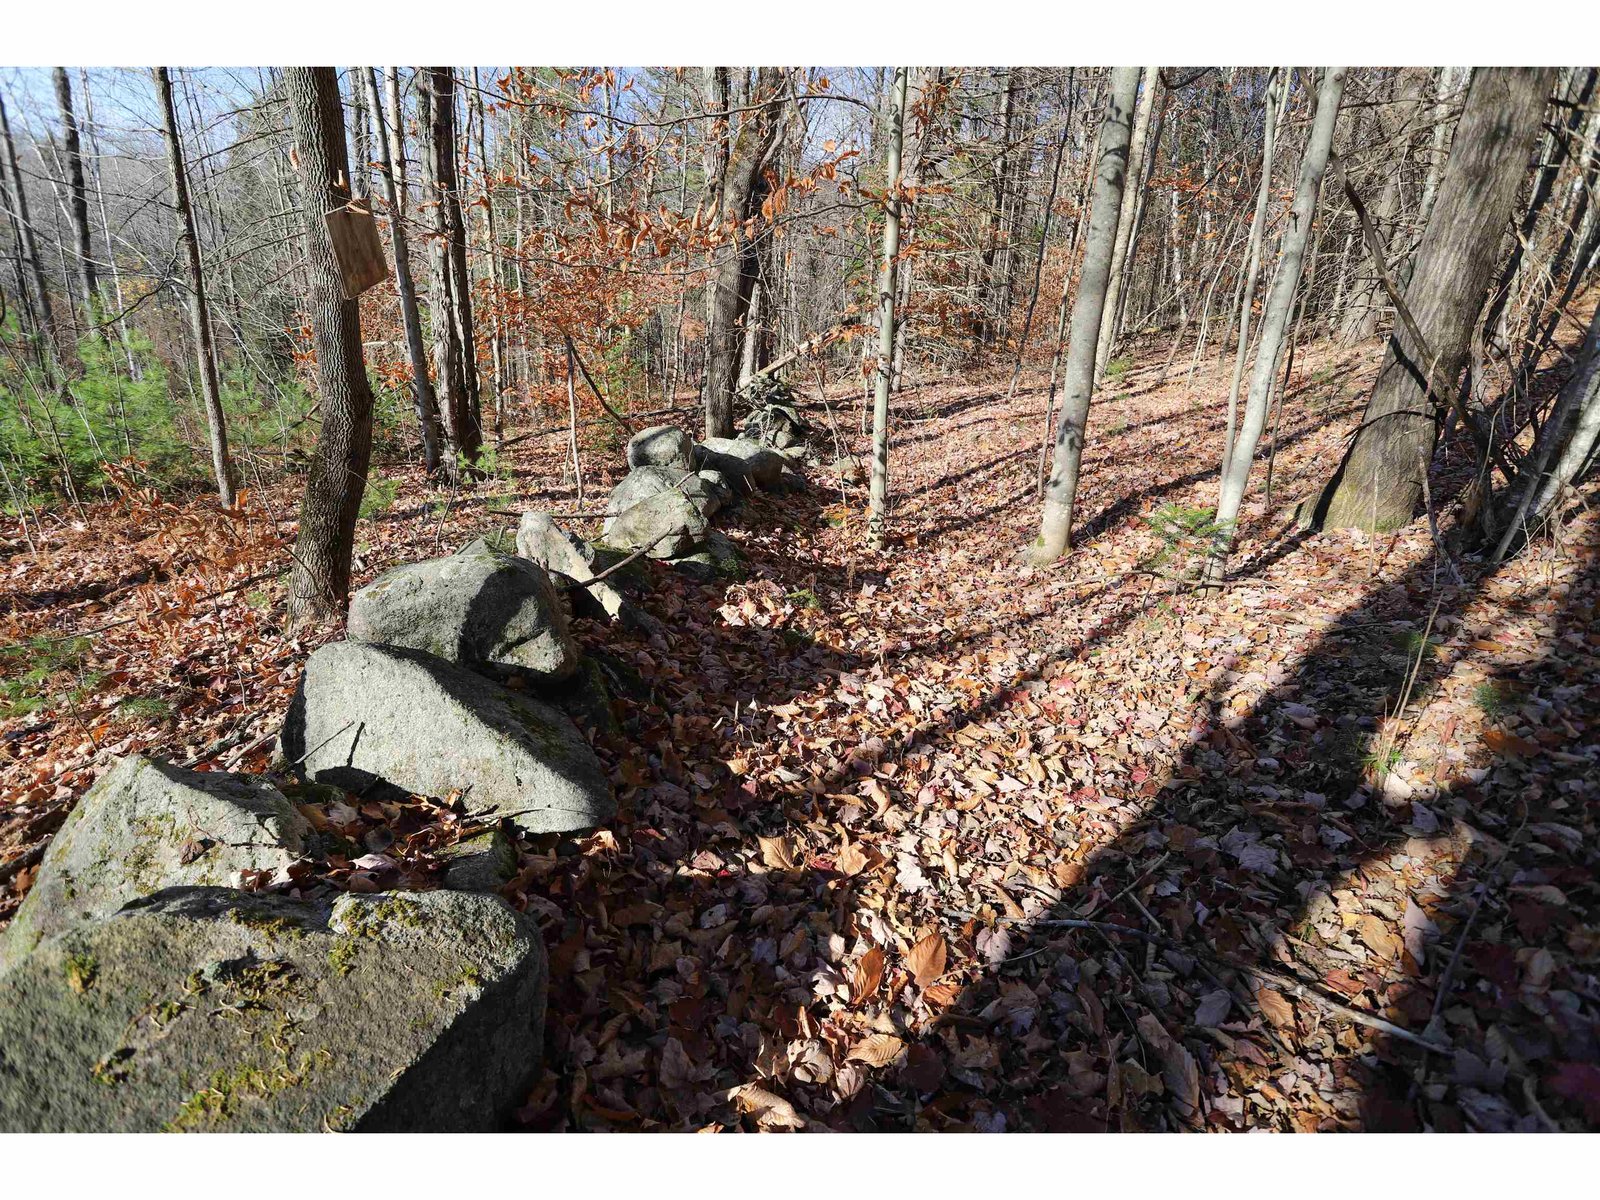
3,316 -> 1599,1132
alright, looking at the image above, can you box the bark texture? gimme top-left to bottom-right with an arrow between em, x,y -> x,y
703,67 -> 785,440
1307,68 -> 1558,532
52,68 -> 97,318
1030,66 -> 1142,563
283,66 -> 375,628
867,67 -> 908,551
1205,68 -> 1346,587
154,67 -> 235,508
419,67 -> 481,476
363,67 -> 441,476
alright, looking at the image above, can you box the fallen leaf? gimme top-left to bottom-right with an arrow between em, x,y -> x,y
1254,984 -> 1297,1034
847,1033 -> 906,1068
758,835 -> 798,871
853,945 -> 885,1003
905,931 -> 948,988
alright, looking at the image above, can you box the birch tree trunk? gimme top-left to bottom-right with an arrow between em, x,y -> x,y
867,67 -> 907,552
1304,68 -> 1558,532
1094,66 -> 1158,380
1221,68 -> 1286,479
1029,66 -> 1142,563
1202,66 -> 1346,589
283,66 -> 375,628
154,66 -> 235,508
362,67 -> 441,476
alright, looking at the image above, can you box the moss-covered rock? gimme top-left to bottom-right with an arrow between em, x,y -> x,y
438,830 -> 518,893
0,757 -> 308,974
0,887 -> 545,1131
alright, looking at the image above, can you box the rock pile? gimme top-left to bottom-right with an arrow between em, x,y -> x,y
0,412 -> 809,1132
0,536 -> 621,1131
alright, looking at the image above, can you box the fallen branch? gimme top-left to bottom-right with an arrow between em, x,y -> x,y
558,527 -> 675,591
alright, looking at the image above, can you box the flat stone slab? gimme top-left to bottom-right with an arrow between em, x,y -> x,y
0,886 -> 545,1131
348,538 -> 578,683
279,641 -> 614,834
0,756 -> 308,973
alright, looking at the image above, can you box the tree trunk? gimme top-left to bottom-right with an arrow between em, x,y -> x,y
52,68 -> 97,321
1,93 -> 59,362
703,67 -> 785,439
1030,66 -> 1142,563
1221,68 -> 1286,479
1203,67 -> 1346,588
363,67 -> 441,476
1094,66 -> 1159,380
1488,304 -> 1600,560
418,67 -> 481,477
867,67 -> 907,552
283,66 -> 375,628
1305,68 -> 1558,532
154,67 -> 235,508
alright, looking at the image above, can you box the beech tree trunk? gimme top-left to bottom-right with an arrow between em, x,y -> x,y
1203,67 -> 1346,588
1221,68 -> 1286,479
867,67 -> 907,552
1094,66 -> 1158,380
703,67 -> 784,440
1305,68 -> 1558,532
154,66 -> 235,508
1030,66 -> 1142,563
419,66 -> 481,477
283,66 -> 375,628
362,67 -> 441,476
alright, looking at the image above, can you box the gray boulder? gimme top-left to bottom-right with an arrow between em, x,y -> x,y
601,490 -> 708,559
348,539 -> 578,683
606,464 -> 723,521
0,886 -> 545,1131
0,756 -> 309,973
741,402 -> 812,451
695,437 -> 791,489
625,424 -> 693,471
279,641 -> 614,833
671,529 -> 745,584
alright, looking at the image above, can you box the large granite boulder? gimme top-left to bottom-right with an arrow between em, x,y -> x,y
606,464 -> 723,521
625,424 -> 694,471
601,490 -> 709,559
0,886 -> 545,1131
695,437 -> 792,489
348,539 -> 578,683
279,641 -> 613,834
0,757 -> 309,973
